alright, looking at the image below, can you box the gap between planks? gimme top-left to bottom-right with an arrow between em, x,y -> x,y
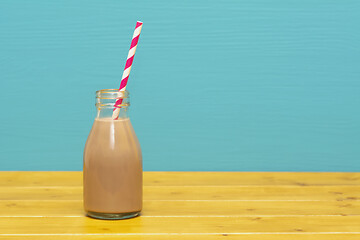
1,234 -> 360,240
2,232 -> 360,235
0,215 -> 358,218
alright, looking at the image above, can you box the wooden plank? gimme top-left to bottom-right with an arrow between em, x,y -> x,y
144,172 -> 360,186
0,186 -> 359,201
0,216 -> 359,234
0,200 -> 359,217
1,235 -> 360,240
0,172 -> 82,187
1,172 -> 360,187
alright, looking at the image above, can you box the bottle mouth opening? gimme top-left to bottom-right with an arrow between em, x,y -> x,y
96,89 -> 129,99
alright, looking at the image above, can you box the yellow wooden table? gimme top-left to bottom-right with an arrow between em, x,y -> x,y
0,172 -> 359,239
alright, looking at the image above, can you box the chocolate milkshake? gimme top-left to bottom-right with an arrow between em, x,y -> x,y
83,89 -> 142,220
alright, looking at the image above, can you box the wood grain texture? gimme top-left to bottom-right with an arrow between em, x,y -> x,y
0,171 -> 359,239
1,186 -> 359,200
1,200 -> 360,217
1,171 -> 360,186
1,216 -> 360,234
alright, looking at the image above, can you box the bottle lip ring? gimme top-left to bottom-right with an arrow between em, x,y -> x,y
96,89 -> 129,99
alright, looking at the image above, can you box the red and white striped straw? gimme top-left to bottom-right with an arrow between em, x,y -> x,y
112,21 -> 143,119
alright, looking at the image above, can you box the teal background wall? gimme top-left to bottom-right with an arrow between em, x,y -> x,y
0,0 -> 359,171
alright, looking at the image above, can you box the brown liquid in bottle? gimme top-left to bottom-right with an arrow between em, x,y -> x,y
83,118 -> 142,219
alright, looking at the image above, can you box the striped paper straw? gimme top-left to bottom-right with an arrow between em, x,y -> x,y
112,21 -> 143,119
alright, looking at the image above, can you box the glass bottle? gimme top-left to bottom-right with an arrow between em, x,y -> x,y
83,89 -> 142,220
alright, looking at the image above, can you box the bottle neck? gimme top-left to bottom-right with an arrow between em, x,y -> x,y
95,89 -> 130,120
96,107 -> 129,119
